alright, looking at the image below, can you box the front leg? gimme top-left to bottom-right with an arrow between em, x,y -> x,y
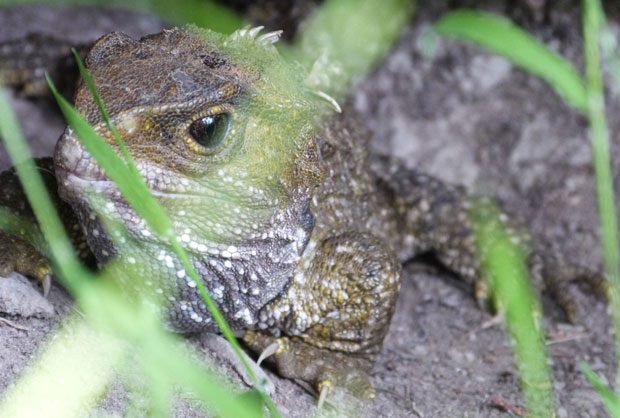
244,232 -> 400,401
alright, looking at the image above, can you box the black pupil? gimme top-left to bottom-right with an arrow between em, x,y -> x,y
188,113 -> 230,149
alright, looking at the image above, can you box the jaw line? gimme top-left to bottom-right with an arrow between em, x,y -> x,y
58,167 -> 274,221
56,163 -> 272,205
58,167 -> 210,200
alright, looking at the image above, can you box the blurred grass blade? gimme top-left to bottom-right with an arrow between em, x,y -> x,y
583,0 -> 620,391
0,286 -> 265,418
0,317 -> 124,418
292,0 -> 415,99
471,201 -> 555,418
434,10 -> 587,112
0,83 -> 121,416
135,0 -> 243,32
581,364 -> 620,418
0,85 -> 90,293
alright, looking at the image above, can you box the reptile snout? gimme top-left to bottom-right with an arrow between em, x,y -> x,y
54,130 -> 106,182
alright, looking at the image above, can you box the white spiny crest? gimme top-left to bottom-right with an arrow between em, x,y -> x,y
230,26 -> 250,40
247,25 -> 264,39
230,25 -> 282,45
257,30 -> 283,45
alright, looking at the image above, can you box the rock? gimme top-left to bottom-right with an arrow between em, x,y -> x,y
0,272 -> 54,318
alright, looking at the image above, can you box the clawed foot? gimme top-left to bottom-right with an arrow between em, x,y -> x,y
529,247 -> 606,322
244,330 -> 375,410
0,232 -> 52,298
466,199 -> 606,323
471,242 -> 606,323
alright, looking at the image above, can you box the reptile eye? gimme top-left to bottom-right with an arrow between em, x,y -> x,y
188,113 -> 231,151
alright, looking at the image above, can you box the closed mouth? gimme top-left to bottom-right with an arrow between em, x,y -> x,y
55,163 -> 118,201
55,161 -> 108,183
56,162 -> 203,201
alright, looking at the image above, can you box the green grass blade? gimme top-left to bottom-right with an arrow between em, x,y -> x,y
0,317 -> 125,418
0,85 -> 90,293
583,0 -> 620,393
471,202 -> 555,418
0,289 -> 265,418
581,363 -> 620,418
291,0 -> 415,99
434,10 -> 587,112
139,0 -> 243,33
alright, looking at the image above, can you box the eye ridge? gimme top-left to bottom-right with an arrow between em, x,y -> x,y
188,112 -> 231,151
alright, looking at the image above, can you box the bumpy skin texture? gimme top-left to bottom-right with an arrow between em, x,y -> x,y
0,26 -> 602,398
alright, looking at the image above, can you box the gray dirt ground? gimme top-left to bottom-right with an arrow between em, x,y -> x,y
0,2 -> 617,417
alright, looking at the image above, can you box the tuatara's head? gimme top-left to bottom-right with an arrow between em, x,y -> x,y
54,26 -> 324,331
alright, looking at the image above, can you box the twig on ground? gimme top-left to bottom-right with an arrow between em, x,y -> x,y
0,317 -> 29,331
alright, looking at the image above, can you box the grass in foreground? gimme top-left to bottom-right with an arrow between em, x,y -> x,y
434,1 -> 620,416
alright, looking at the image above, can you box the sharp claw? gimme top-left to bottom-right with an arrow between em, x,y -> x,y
257,341 -> 280,366
317,381 -> 331,409
41,274 -> 51,298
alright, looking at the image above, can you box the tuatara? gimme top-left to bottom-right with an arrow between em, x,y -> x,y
0,25 -> 601,400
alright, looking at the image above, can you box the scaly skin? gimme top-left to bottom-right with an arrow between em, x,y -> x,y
0,26 -> 603,400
